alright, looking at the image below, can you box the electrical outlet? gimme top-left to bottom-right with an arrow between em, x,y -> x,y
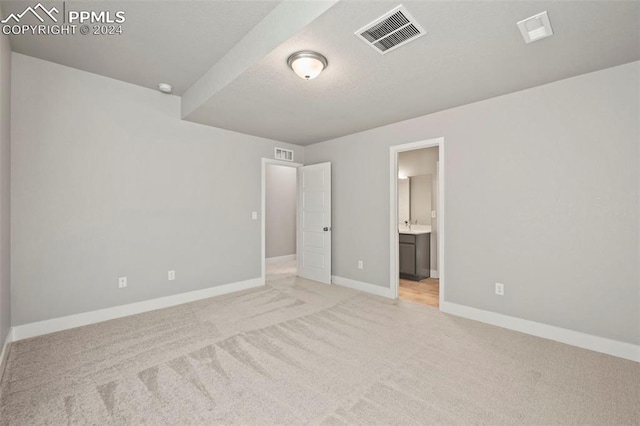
252,211 -> 258,220
119,277 -> 127,288
168,270 -> 176,281
495,282 -> 504,296
358,260 -> 364,270
431,210 -> 436,219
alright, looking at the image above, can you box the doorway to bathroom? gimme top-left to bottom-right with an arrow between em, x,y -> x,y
390,138 -> 444,309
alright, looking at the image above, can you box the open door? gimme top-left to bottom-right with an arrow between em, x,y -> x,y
297,162 -> 331,284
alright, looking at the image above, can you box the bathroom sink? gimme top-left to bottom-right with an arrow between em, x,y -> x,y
398,226 -> 431,235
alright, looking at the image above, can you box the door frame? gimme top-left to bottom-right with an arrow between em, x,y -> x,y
261,158 -> 303,284
389,137 -> 445,306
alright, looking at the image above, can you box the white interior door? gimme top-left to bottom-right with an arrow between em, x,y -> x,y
297,162 -> 331,284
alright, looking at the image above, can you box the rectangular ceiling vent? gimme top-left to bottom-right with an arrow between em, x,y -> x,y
355,5 -> 426,55
275,147 -> 294,162
517,11 -> 553,44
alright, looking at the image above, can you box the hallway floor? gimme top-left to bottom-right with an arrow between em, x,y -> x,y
265,258 -> 297,282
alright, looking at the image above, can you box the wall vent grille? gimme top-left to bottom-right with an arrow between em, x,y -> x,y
355,5 -> 426,55
275,148 -> 294,162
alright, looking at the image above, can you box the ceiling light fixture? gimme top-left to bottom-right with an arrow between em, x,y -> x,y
287,51 -> 328,80
158,83 -> 173,94
517,11 -> 553,44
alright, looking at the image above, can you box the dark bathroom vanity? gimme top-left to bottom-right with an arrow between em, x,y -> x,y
399,231 -> 431,281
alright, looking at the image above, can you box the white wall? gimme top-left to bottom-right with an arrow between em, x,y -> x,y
265,164 -> 296,258
0,5 -> 11,347
306,62 -> 640,345
10,53 -> 304,326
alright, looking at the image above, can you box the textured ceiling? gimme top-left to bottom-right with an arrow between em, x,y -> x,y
184,0 -> 640,145
1,0 -> 280,94
3,0 -> 639,145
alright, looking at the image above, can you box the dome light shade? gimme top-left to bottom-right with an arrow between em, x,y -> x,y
158,83 -> 173,94
287,51 -> 328,80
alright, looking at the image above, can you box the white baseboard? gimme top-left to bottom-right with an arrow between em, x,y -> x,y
12,278 -> 264,341
266,254 -> 296,264
440,301 -> 640,363
0,328 -> 13,385
430,270 -> 439,279
332,275 -> 394,299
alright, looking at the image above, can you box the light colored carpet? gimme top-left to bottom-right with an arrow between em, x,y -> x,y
1,261 -> 638,425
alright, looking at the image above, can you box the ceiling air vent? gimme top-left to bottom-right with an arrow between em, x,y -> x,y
275,147 -> 294,162
355,5 -> 426,55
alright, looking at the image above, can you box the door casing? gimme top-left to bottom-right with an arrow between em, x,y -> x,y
389,138 -> 445,306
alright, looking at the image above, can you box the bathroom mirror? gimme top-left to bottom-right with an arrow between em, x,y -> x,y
398,174 -> 432,225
